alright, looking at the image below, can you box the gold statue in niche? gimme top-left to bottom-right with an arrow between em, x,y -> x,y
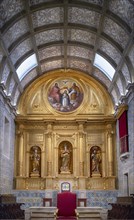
90,146 -> 102,177
59,142 -> 72,174
30,146 -> 41,177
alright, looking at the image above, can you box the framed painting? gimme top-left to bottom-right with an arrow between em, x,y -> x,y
43,198 -> 52,207
48,79 -> 83,112
78,198 -> 87,207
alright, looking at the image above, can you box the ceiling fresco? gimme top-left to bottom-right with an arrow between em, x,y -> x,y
0,0 -> 133,111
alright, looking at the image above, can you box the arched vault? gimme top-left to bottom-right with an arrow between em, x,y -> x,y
0,0 -> 134,110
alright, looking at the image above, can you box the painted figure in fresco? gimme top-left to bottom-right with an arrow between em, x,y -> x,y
31,147 -> 40,172
91,148 -> 101,173
48,82 -> 61,103
61,90 -> 70,109
68,82 -> 80,104
60,144 -> 70,172
48,80 -> 83,112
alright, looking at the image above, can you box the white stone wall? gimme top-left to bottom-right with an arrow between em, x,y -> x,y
127,94 -> 134,194
117,93 -> 134,195
0,94 -> 15,194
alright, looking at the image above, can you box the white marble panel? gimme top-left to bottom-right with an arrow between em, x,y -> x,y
109,0 -> 134,29
68,46 -> 94,60
99,38 -> 121,65
1,64 -> 10,84
8,77 -> 15,95
35,29 -> 63,46
121,63 -> 131,83
111,88 -> 119,104
0,48 -> 4,63
38,46 -> 63,60
103,18 -> 129,49
21,68 -> 37,88
68,7 -> 101,28
69,59 -> 91,73
10,38 -> 33,65
69,29 -> 96,46
41,60 -> 63,72
32,7 -> 64,28
128,45 -> 134,69
13,88 -> 20,106
93,68 -> 111,89
116,77 -> 124,95
0,0 -> 24,28
79,0 -> 104,6
3,18 -> 29,49
30,0 -> 55,6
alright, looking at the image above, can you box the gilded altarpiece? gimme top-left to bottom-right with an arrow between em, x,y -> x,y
14,70 -> 116,190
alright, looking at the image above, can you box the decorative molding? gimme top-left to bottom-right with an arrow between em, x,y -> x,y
114,83 -> 134,117
120,152 -> 130,162
115,103 -> 128,119
0,83 -> 17,116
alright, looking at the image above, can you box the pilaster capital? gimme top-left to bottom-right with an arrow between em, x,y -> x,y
16,130 -> 24,137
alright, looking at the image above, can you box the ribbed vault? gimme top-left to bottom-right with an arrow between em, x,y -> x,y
0,0 -> 134,111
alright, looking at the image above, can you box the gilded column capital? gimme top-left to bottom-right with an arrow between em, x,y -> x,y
107,130 -> 114,138
16,130 -> 24,137
106,123 -> 114,137
47,123 -> 53,131
79,132 -> 84,138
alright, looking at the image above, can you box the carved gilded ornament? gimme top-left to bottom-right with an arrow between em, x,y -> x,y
17,70 -> 114,116
14,70 -> 116,190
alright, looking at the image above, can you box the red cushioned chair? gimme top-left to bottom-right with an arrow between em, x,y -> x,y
54,192 -> 79,219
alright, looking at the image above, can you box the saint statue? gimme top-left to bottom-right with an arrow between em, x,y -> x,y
91,147 -> 101,176
60,143 -> 71,173
30,147 -> 40,176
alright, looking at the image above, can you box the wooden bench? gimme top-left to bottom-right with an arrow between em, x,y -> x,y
0,194 -> 24,219
108,196 -> 134,219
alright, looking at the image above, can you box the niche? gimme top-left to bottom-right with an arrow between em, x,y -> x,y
90,146 -> 102,177
29,146 -> 41,177
58,141 -> 73,174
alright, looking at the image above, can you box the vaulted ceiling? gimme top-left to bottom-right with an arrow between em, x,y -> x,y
0,0 -> 134,111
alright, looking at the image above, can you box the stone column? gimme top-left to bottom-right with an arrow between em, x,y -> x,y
107,125 -> 114,176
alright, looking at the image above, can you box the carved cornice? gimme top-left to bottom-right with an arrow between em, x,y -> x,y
115,103 -> 128,119
115,83 -> 134,119
0,83 -> 17,116
120,152 -> 130,162
119,83 -> 134,105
